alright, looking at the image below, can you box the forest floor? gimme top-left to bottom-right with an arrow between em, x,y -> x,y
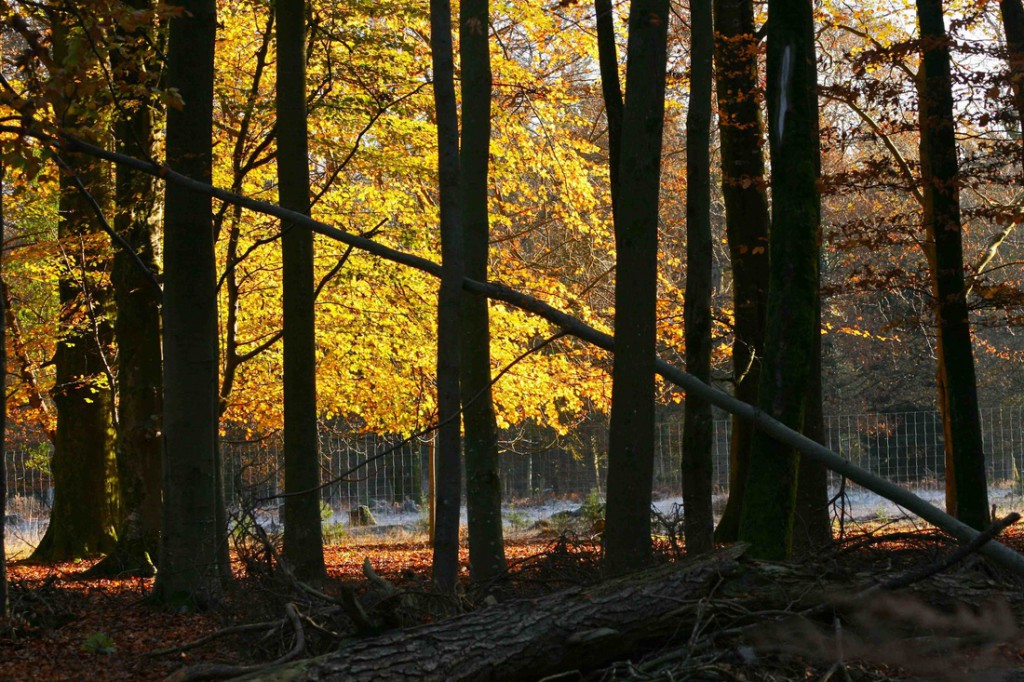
2,522 -> 1024,681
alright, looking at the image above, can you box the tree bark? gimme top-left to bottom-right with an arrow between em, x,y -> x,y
459,0 -> 506,583
32,12 -> 118,562
682,0 -> 715,556
710,0 -> 771,544
791,307 -> 832,558
86,0 -> 164,579
0,163 -> 7,620
237,546 -> 746,682
429,0 -> 465,592
738,0 -> 822,560
152,0 -> 225,608
277,0 -> 327,582
594,0 -> 624,217
916,0 -> 990,531
999,0 -> 1024,175
603,0 -> 670,576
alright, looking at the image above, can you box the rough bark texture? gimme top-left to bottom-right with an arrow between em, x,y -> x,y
916,0 -> 990,531
238,546 -> 746,682
429,0 -> 465,592
682,0 -> 715,556
87,0 -> 164,578
738,0 -> 822,560
459,0 -> 506,583
33,15 -> 118,560
152,0 -> 224,608
277,0 -> 327,582
711,0 -> 770,544
603,0 -> 670,576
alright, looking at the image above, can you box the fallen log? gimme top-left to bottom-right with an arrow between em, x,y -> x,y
11,124 -> 1024,577
231,545 -> 746,682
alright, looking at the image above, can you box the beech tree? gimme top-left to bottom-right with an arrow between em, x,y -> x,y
33,9 -> 118,562
738,0 -> 823,560
152,0 -> 225,607
603,0 -> 670,575
429,0 -> 465,592
682,0 -> 715,555
276,0 -> 326,582
87,0 -> 164,578
1000,0 -> 1024,174
459,0 -> 506,582
916,0 -> 989,531
710,0 -> 771,544
0,162 -> 7,620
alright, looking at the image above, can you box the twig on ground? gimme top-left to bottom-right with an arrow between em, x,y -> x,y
871,512 -> 1021,593
163,603 -> 305,682
148,620 -> 285,658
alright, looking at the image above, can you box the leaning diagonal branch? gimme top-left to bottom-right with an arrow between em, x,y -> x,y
9,124 -> 1024,578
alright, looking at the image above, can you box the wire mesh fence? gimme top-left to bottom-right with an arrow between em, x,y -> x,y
5,406 -> 1024,550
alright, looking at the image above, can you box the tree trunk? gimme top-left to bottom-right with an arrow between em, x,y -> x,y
277,0 -> 327,582
0,163 -> 7,620
916,0 -> 990,531
791,306 -> 832,558
999,0 -> 1024,174
459,0 -> 506,583
86,0 -> 164,579
738,0 -> 822,560
238,546 -> 746,682
594,0 -> 624,217
710,0 -> 771,544
33,13 -> 118,560
429,0 -> 465,592
682,0 -> 715,556
603,0 -> 670,576
152,0 -> 225,608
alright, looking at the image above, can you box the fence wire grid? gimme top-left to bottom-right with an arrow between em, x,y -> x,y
5,407 -> 1024,549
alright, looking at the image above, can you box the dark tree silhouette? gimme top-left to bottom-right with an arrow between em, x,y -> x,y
459,0 -> 506,582
603,0 -> 671,575
429,0 -> 465,592
152,0 -> 225,607
739,0 -> 823,559
277,0 -> 327,582
682,0 -> 715,555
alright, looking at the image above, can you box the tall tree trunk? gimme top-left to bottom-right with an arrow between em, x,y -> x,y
459,0 -> 506,583
603,0 -> 670,576
738,0 -> 822,560
682,0 -> 715,556
429,0 -> 465,592
999,0 -> 1024,174
277,0 -> 327,582
33,13 -> 118,562
0,163 -> 8,620
916,0 -> 990,531
86,0 -> 164,579
152,0 -> 225,608
711,0 -> 771,544
791,303 -> 831,557
594,0 -> 624,216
